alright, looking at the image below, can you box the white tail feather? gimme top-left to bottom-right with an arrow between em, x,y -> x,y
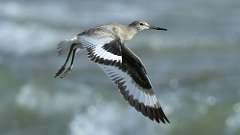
57,37 -> 78,55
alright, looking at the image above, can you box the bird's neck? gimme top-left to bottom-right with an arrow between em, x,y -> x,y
124,27 -> 138,41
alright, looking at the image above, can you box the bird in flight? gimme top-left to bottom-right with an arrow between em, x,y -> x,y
55,20 -> 169,124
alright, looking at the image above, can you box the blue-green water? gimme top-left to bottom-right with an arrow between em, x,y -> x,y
0,0 -> 240,135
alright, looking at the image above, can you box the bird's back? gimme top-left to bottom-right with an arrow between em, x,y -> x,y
78,23 -> 133,42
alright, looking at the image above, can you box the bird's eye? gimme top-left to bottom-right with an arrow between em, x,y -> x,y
139,23 -> 144,26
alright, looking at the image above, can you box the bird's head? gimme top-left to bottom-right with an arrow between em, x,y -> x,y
128,20 -> 167,32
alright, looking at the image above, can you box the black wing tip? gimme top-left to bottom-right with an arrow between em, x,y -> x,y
144,106 -> 170,124
154,107 -> 170,124
154,109 -> 170,124
136,103 -> 170,124
120,90 -> 170,124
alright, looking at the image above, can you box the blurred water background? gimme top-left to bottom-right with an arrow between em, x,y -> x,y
0,0 -> 240,135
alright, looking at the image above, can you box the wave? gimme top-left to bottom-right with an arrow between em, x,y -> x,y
0,0 -> 239,55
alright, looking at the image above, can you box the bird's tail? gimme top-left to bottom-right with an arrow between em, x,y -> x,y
57,36 -> 78,56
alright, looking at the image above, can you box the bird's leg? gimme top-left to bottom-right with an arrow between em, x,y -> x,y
60,48 -> 77,78
55,43 -> 76,78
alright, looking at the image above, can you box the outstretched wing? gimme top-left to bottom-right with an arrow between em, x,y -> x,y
79,34 -> 169,123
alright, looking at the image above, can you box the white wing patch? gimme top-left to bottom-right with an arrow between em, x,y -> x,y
99,64 -> 160,108
94,46 -> 121,62
79,35 -> 121,63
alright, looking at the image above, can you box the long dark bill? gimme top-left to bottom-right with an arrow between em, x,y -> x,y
150,26 -> 167,31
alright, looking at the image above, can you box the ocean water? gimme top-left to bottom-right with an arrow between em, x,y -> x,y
0,0 -> 240,135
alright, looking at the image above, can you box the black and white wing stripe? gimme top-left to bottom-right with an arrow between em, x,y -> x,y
80,34 -> 169,123
79,34 -> 122,65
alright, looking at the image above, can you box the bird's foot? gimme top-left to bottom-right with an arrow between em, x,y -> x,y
54,66 -> 66,78
59,66 -> 73,78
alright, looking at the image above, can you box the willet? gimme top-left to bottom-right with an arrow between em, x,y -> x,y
55,20 -> 169,123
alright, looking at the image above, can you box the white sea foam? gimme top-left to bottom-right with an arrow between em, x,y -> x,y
16,83 -> 94,115
225,102 -> 240,134
69,103 -> 121,135
0,21 -> 62,55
